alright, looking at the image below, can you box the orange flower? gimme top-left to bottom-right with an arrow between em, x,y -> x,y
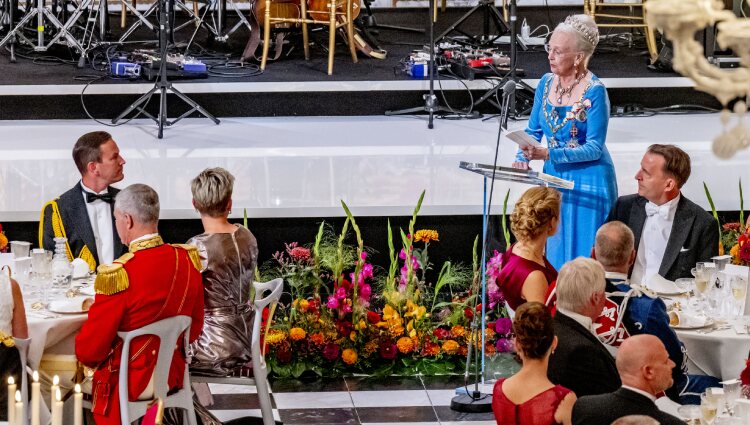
364,340 -> 379,355
0,232 -> 7,252
265,329 -> 287,345
397,336 -> 414,354
442,340 -> 459,354
289,327 -> 306,341
310,332 -> 326,346
390,324 -> 405,337
485,343 -> 497,355
298,299 -> 310,312
451,325 -> 466,338
458,345 -> 468,356
342,348 -> 358,365
423,341 -> 440,356
485,328 -> 496,339
414,229 -> 439,243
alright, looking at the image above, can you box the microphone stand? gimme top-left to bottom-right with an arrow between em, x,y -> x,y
450,81 -> 515,414
110,0 -> 219,139
384,0 -> 453,129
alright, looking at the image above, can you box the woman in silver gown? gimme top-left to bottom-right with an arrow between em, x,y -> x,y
188,167 -> 259,376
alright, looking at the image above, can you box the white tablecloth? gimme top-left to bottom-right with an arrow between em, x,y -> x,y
26,312 -> 87,370
675,320 -> 750,381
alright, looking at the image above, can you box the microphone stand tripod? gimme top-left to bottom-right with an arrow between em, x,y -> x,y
451,81 -> 515,414
383,0 -> 452,129
111,0 -> 219,139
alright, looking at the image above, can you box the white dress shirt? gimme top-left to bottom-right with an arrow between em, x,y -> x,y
81,181 -> 114,265
557,306 -> 597,337
630,195 -> 681,285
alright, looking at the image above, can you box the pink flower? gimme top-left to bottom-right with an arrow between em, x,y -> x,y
495,318 -> 512,335
433,328 -> 450,340
326,296 -> 339,309
335,286 -> 347,300
322,343 -> 340,361
359,284 -> 371,299
496,338 -> 514,353
342,302 -> 352,313
289,246 -> 311,262
361,252 -> 368,260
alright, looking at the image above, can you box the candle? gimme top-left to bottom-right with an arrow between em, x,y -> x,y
14,390 -> 22,425
50,388 -> 62,425
31,370 -> 40,425
74,384 -> 82,425
7,376 -> 16,425
50,375 -> 59,417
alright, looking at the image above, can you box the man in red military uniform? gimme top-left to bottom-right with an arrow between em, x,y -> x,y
75,183 -> 204,425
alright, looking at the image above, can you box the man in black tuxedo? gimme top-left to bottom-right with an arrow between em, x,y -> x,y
548,257 -> 621,397
607,144 -> 717,284
39,131 -> 127,270
572,334 -> 684,425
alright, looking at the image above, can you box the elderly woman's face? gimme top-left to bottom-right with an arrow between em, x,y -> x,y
547,31 -> 582,76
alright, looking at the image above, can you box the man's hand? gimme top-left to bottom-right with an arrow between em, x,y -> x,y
512,161 -> 530,170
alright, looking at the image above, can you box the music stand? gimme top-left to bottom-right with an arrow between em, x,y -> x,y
111,0 -> 219,139
451,161 -> 572,412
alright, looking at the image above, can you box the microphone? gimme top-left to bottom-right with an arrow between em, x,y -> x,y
502,80 -> 516,96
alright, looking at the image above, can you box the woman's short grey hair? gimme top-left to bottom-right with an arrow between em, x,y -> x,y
191,167 -> 235,217
554,14 -> 599,60
115,184 -> 160,224
556,257 -> 605,312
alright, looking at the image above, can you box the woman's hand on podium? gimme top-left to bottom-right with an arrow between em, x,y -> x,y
512,161 -> 530,170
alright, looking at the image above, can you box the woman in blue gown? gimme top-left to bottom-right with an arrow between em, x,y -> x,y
513,14 -> 617,270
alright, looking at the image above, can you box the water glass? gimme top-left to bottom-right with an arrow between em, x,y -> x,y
730,276 -> 748,317
9,241 -> 31,258
678,405 -> 701,425
723,380 -> 742,413
31,249 -> 51,279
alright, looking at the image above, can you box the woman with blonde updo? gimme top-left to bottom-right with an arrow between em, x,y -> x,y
497,187 -> 560,311
512,14 -> 617,270
492,302 -> 575,425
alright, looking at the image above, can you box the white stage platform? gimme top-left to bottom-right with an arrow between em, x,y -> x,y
0,113 -> 745,222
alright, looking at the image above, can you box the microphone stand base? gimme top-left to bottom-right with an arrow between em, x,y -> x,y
450,393 -> 493,413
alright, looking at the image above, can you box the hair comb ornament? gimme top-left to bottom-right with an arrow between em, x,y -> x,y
564,15 -> 599,48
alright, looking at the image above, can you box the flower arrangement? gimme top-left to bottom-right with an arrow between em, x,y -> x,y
705,180 -> 750,265
257,191 -> 514,378
0,224 -> 7,253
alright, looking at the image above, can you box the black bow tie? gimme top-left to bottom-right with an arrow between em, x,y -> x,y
85,191 -> 114,204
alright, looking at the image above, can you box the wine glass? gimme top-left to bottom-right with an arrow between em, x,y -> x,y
693,263 -> 711,314
702,391 -> 719,424
723,379 -> 742,416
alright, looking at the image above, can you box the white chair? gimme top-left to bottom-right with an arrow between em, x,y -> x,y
13,337 -> 31,425
118,316 -> 197,425
191,278 -> 283,425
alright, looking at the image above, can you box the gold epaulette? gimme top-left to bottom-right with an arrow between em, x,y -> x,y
94,260 -> 130,295
171,243 -> 202,271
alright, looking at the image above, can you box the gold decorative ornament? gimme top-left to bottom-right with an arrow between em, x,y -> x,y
645,0 -> 750,158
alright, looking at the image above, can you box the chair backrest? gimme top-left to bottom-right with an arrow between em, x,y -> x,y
251,278 -> 283,370
117,316 -> 192,424
13,337 -> 30,425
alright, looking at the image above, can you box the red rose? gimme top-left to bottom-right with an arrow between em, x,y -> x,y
475,304 -> 483,312
433,328 -> 450,340
464,307 -> 474,320
367,311 -> 380,324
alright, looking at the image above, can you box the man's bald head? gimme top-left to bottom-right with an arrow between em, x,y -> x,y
616,335 -> 675,395
593,221 -> 635,272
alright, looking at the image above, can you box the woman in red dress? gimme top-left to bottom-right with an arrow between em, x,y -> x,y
498,187 -> 561,311
492,302 -> 576,425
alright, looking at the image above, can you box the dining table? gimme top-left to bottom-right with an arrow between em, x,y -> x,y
673,317 -> 750,381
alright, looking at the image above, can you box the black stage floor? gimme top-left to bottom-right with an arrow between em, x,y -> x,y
0,6 -> 719,119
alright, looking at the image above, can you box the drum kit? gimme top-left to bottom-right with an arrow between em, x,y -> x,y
0,0 -> 252,65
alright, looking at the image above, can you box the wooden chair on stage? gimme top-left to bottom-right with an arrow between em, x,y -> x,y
259,0 -> 358,75
584,0 -> 659,63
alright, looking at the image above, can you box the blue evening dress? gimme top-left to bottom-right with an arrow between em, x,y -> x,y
517,72 -> 618,270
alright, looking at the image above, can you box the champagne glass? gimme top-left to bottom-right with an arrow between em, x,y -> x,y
731,276 -> 748,317
694,263 -> 711,314
702,391 -> 719,424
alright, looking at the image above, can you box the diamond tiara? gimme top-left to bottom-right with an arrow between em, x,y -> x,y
564,15 -> 599,48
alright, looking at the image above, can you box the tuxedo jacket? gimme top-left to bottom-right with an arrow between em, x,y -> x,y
548,312 -> 621,397
606,194 -> 718,281
39,182 -> 126,269
572,387 -> 685,425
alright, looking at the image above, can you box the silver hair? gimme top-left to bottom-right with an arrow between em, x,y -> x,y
595,221 -> 635,269
556,257 -> 605,313
191,167 -> 235,218
554,14 -> 599,59
114,183 -> 160,224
